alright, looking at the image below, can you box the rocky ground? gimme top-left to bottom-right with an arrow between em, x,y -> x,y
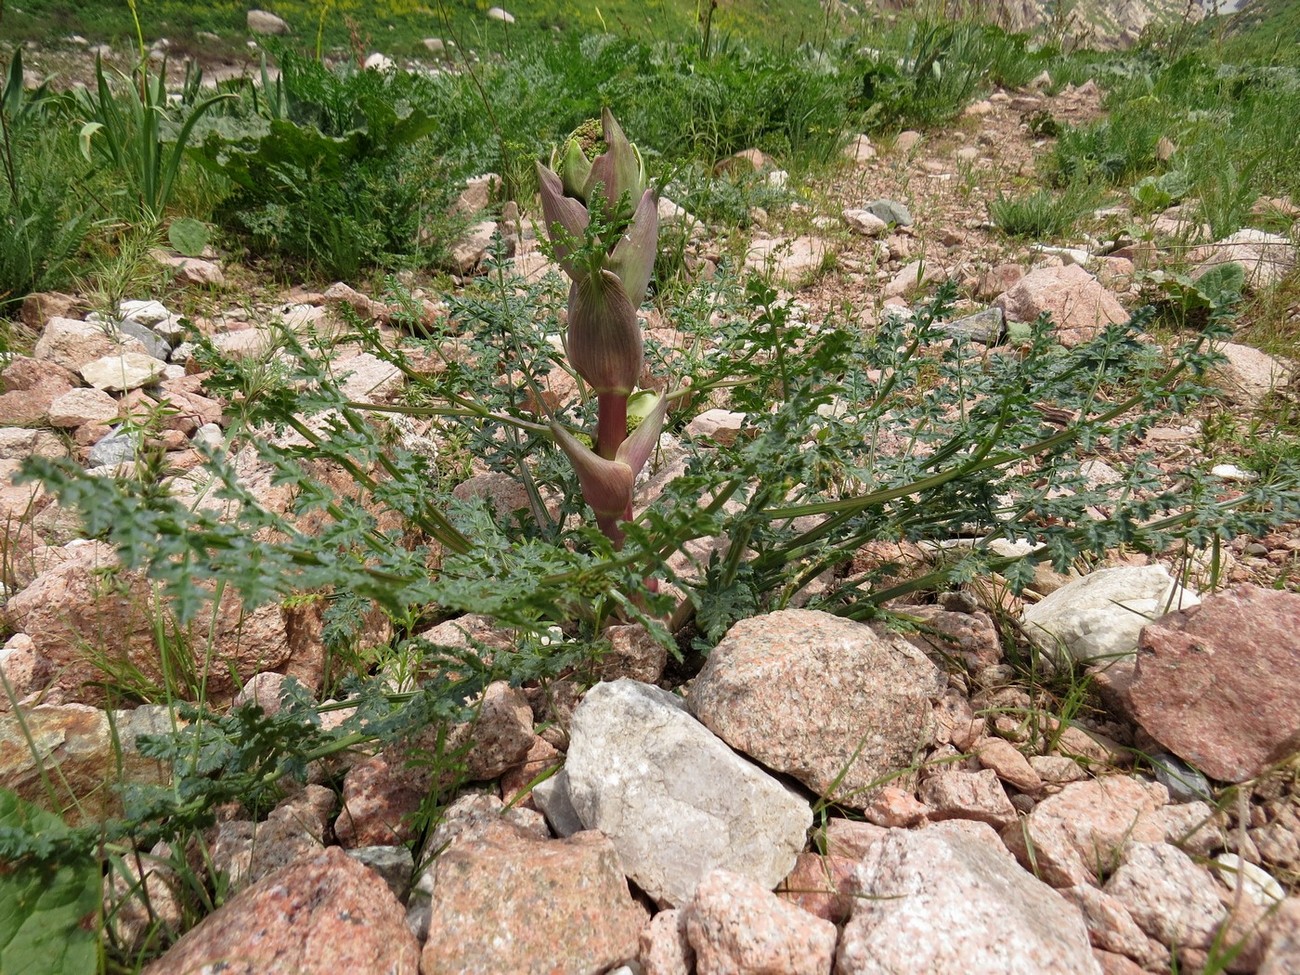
2,67 -> 1300,975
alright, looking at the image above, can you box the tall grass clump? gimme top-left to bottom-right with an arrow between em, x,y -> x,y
0,50 -> 95,314
990,180 -> 1103,239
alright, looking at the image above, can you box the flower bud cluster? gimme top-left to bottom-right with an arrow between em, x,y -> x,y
537,109 -> 667,547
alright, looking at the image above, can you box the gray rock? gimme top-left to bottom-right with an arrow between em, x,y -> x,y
346,846 -> 414,902
565,679 -> 812,907
88,429 -> 139,467
1149,751 -> 1212,803
689,609 -> 942,810
117,318 -> 172,361
486,6 -> 515,23
532,768 -> 583,838
837,821 -> 1101,974
939,306 -> 1004,344
865,199 -> 912,227
247,9 -> 290,35
1022,565 -> 1199,665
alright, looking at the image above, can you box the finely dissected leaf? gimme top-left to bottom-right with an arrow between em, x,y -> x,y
0,790 -> 99,975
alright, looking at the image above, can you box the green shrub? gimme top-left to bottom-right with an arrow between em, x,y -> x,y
195,52 -> 463,277
851,21 -> 987,131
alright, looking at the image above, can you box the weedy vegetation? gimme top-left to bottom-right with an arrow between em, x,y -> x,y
1,0 -> 1299,970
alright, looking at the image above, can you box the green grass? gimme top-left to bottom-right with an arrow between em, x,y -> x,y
0,0 -> 834,57
990,181 -> 1104,240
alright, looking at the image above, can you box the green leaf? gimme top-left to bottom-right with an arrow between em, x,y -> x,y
0,790 -> 99,975
168,217 -> 210,257
1192,261 -> 1245,307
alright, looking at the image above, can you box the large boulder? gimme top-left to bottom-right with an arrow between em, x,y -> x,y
564,679 -> 812,906
421,825 -> 645,974
1128,585 -> 1300,782
689,609 -> 942,808
143,847 -> 417,974
994,263 -> 1128,346
837,821 -> 1101,974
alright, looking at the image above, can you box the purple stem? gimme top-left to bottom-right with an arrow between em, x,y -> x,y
595,392 -> 628,461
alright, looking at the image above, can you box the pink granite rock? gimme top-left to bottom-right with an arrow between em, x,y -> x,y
838,821 -> 1100,974
333,753 -> 427,848
1188,229 -> 1295,292
0,635 -> 52,709
1000,776 -> 1168,887
0,356 -> 79,426
976,737 -> 1044,794
1060,883 -> 1170,970
599,621 -> 669,683
208,785 -> 336,893
684,868 -> 837,975
776,851 -> 858,924
689,609 -> 942,808
824,819 -> 888,861
46,387 -> 119,427
143,846 -> 418,975
1104,842 -> 1227,957
863,785 -> 928,828
155,376 -> 224,433
1260,896 -> 1300,975
498,733 -> 561,807
422,827 -> 645,974
640,908 -> 694,975
1129,585 -> 1300,782
0,703 -> 171,823
932,689 -> 984,751
994,263 -> 1128,346
4,538 -> 305,704
34,316 -> 147,371
905,605 -> 1003,670
977,262 -> 1025,299
919,768 -> 1018,830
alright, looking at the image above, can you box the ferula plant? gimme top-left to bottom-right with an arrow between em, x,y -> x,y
537,109 -> 665,546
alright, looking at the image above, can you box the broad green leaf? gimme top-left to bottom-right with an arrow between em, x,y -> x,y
168,217 -> 210,258
0,789 -> 99,975
1193,261 -> 1245,307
